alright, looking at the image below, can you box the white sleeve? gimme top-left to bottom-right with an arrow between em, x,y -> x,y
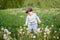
36,15 -> 41,23
25,16 -> 29,25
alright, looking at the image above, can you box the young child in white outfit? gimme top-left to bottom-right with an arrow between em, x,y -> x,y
25,7 -> 41,35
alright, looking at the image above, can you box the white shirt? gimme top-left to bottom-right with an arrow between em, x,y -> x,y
26,13 -> 41,26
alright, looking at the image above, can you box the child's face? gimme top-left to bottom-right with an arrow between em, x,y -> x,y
27,12 -> 32,16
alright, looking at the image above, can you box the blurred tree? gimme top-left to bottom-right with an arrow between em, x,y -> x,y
0,0 -> 60,9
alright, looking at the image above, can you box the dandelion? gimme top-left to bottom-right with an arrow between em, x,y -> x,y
45,27 -> 49,32
3,34 -> 7,40
44,32 -> 46,35
57,36 -> 59,39
4,29 -> 9,33
53,36 -> 56,38
51,24 -> 54,27
19,31 -> 22,34
54,31 -> 57,33
20,28 -> 23,31
37,28 -> 41,33
1,27 -> 4,30
44,35 -> 46,38
23,27 -> 26,29
45,27 -> 50,34
47,31 -> 50,34
33,35 -> 36,38
8,32 -> 11,34
23,32 -> 25,34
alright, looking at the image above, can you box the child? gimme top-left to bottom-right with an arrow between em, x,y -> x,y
25,7 -> 41,35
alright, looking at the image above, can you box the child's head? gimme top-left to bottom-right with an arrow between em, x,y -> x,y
25,7 -> 33,14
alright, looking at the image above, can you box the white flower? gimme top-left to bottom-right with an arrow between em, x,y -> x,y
4,29 -> 11,34
53,36 -> 56,38
45,27 -> 50,34
4,29 -> 9,33
23,32 -> 25,34
54,31 -> 57,33
57,36 -> 59,39
51,24 -> 54,27
1,27 -> 4,30
44,32 -> 46,35
19,31 -> 22,34
33,35 -> 36,38
44,35 -> 46,38
45,27 -> 49,32
20,28 -> 23,31
3,34 -> 7,40
37,28 -> 41,33
8,32 -> 11,34
47,31 -> 50,34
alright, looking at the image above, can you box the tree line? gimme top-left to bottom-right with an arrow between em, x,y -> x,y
0,0 -> 60,9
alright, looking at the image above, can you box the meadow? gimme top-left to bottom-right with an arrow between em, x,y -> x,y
0,8 -> 60,40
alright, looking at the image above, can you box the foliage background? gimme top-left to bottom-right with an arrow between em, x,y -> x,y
0,0 -> 60,9
0,0 -> 60,40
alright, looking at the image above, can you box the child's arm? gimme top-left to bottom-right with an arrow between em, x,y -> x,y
24,16 -> 28,26
36,15 -> 41,24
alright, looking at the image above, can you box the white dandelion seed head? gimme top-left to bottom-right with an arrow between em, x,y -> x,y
4,29 -> 9,33
51,24 -> 54,27
44,32 -> 46,35
37,28 -> 41,32
54,31 -> 57,33
57,36 -> 59,39
47,31 -> 50,34
23,32 -> 25,34
3,34 -> 7,39
33,35 -> 36,38
1,27 -> 4,30
53,36 -> 56,38
44,35 -> 46,38
19,31 -> 22,34
8,32 -> 11,34
20,29 -> 23,31
45,27 -> 50,32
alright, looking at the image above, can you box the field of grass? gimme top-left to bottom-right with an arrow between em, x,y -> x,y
0,8 -> 60,40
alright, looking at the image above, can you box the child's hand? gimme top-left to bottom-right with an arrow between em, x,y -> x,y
24,24 -> 27,27
38,21 -> 41,24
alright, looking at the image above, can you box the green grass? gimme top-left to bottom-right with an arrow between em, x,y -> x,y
0,8 -> 60,40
